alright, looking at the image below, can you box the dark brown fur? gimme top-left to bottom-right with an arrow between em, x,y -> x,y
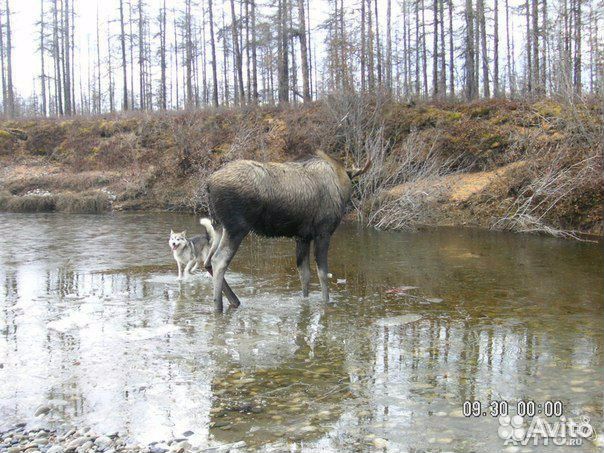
206,151 -> 369,310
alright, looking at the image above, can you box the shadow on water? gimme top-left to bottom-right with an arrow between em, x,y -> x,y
0,212 -> 602,451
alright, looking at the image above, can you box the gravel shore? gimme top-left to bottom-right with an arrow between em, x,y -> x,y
0,423 -> 246,453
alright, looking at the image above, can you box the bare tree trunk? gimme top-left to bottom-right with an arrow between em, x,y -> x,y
174,13 -> 180,109
386,0 -> 392,92
374,0 -> 382,87
0,5 -> 6,115
532,0 -> 540,92
525,0 -> 532,92
62,0 -> 72,114
5,0 -> 14,117
297,0 -> 310,101
251,0 -> 258,102
505,0 -> 513,95
421,0 -> 428,96
138,0 -> 145,109
159,0 -> 167,109
128,1 -> 135,108
573,0 -> 581,93
361,0 -> 366,92
541,0 -> 547,91
278,0 -> 289,103
221,9 -> 229,106
119,0 -> 128,110
432,0 -> 438,98
40,0 -> 47,116
464,0 -> 476,100
415,0 -> 420,96
493,0 -> 500,96
448,0 -> 454,96
96,7 -> 102,113
230,0 -> 245,103
185,0 -> 194,107
367,0 -> 374,90
478,0 -> 490,97
208,0 -> 219,107
107,20 -> 115,112
439,0 -> 446,94
245,0 -> 250,102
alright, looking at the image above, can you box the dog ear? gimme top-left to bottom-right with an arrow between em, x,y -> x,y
170,229 -> 174,234
182,230 -> 187,236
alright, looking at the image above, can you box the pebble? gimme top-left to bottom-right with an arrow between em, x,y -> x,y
372,438 -> 388,448
34,406 -> 51,417
169,440 -> 190,452
94,435 -> 112,449
149,445 -> 168,453
47,447 -> 64,453
65,436 -> 90,450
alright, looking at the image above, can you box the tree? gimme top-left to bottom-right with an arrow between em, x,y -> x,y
229,0 -> 244,104
278,0 -> 289,103
5,0 -> 14,117
39,0 -> 47,116
297,0 -> 310,101
119,0 -> 129,110
208,0 -> 219,107
464,0 -> 476,99
159,0 -> 167,109
477,0 -> 490,97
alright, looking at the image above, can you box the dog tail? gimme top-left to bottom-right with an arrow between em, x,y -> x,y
199,217 -> 218,244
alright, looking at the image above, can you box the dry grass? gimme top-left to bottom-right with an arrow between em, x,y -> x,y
0,191 -> 111,213
0,96 -> 601,237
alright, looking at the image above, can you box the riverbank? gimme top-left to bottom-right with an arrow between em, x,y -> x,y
0,97 -> 601,238
0,422 -> 247,453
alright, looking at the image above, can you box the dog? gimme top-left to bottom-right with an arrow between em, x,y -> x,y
169,218 -> 218,280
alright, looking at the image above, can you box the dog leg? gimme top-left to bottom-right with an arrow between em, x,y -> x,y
184,260 -> 194,278
177,261 -> 183,280
190,261 -> 199,273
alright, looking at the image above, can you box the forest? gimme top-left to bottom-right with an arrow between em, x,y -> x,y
0,0 -> 600,114
0,0 -> 601,239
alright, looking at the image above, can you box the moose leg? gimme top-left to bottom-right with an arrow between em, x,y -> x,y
314,236 -> 331,303
211,229 -> 245,311
296,239 -> 311,297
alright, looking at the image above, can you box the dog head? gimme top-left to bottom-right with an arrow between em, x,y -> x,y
169,230 -> 187,252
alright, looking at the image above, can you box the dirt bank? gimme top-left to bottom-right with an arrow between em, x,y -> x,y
0,97 -> 601,237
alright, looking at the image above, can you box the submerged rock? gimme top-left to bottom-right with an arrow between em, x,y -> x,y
377,314 -> 422,327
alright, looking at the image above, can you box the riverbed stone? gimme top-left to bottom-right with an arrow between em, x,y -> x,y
34,406 -> 51,417
47,446 -> 64,453
65,436 -> 90,451
94,435 -> 112,450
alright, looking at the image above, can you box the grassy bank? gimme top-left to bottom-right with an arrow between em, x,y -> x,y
0,97 -> 601,237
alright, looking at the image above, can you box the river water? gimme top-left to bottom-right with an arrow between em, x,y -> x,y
0,212 -> 602,452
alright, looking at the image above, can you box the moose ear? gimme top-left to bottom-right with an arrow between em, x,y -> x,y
347,159 -> 372,179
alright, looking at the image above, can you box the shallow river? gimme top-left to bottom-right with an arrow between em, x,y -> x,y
0,212 -> 602,452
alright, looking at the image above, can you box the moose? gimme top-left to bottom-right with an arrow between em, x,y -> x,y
204,150 -> 371,311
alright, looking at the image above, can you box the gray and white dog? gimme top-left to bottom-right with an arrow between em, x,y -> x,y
169,218 -> 218,280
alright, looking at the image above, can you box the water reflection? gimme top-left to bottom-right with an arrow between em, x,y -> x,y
0,213 -> 602,451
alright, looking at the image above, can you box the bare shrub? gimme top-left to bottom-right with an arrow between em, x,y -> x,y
363,131 -> 462,230
493,145 -> 601,239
